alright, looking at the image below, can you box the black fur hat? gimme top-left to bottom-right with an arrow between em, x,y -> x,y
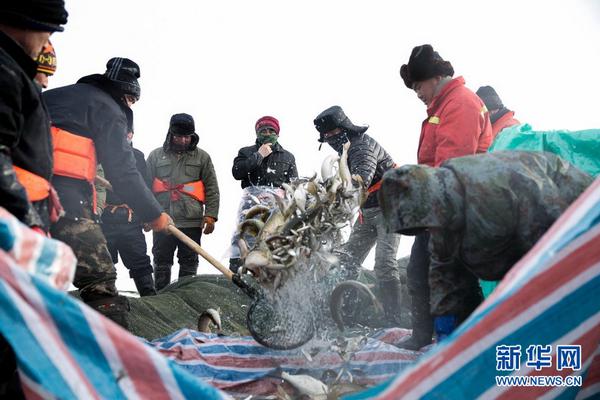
313,105 -> 368,142
163,113 -> 199,152
399,44 -> 454,88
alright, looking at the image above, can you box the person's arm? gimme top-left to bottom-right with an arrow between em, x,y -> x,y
232,147 -> 263,180
433,100 -> 485,167
287,154 -> 298,181
347,140 -> 379,186
0,75 -> 42,227
201,153 -> 220,221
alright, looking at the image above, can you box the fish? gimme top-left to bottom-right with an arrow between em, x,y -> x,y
281,371 -> 328,399
321,154 -> 340,181
197,308 -> 221,333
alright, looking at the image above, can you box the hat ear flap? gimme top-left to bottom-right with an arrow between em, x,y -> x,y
399,64 -> 412,88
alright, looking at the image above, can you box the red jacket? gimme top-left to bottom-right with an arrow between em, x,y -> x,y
491,111 -> 520,139
417,76 -> 492,167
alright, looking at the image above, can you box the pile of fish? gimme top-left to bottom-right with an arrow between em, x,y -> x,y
236,142 -> 367,292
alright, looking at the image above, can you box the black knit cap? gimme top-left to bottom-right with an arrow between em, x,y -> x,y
0,0 -> 68,32
399,44 -> 454,88
169,113 -> 195,136
104,57 -> 141,100
476,86 -> 504,111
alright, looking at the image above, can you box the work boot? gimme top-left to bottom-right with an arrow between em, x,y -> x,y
86,295 -> 130,330
133,274 -> 157,297
378,278 -> 406,328
179,264 -> 197,278
154,264 -> 172,291
229,257 -> 242,274
396,297 -> 434,351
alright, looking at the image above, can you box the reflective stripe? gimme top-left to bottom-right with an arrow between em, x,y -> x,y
428,116 -> 440,124
13,166 -> 50,202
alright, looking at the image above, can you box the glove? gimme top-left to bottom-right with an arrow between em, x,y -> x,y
203,216 -> 216,234
434,315 -> 458,341
146,212 -> 172,233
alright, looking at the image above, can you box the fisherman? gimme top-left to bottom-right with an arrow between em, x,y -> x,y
147,113 -> 220,291
313,105 -> 402,327
34,40 -> 57,89
476,85 -> 521,140
379,151 -> 593,340
398,44 -> 493,349
229,115 -> 298,272
0,0 -> 68,235
43,57 -> 171,327
98,120 -> 157,296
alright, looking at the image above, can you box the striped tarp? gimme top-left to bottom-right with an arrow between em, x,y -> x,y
347,178 -> 600,400
150,327 -> 419,398
0,209 -> 228,400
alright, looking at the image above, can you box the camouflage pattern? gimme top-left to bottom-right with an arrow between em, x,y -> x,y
380,151 -> 593,316
50,209 -> 117,300
339,206 -> 401,282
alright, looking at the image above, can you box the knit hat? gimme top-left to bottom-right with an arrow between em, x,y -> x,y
104,57 -> 141,101
0,0 -> 68,32
255,116 -> 280,135
169,113 -> 195,136
399,44 -> 454,89
476,86 -> 504,111
36,41 -> 56,75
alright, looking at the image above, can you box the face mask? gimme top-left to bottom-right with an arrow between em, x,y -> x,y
257,132 -> 278,145
326,132 -> 348,153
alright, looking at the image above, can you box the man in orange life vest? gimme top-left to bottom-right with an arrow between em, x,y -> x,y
43,58 -> 171,327
0,0 -> 67,235
398,44 -> 492,349
313,105 -> 403,327
476,85 -> 521,140
147,113 -> 220,291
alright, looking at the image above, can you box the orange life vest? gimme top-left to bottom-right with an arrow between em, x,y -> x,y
51,126 -> 98,211
13,166 -> 50,202
367,163 -> 398,194
152,178 -> 205,203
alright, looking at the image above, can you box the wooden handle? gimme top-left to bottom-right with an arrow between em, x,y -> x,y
167,225 -> 234,280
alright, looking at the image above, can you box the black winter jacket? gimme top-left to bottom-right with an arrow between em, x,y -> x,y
232,141 -> 298,189
101,147 -> 149,224
345,133 -> 395,208
43,75 -> 162,223
0,31 -> 53,229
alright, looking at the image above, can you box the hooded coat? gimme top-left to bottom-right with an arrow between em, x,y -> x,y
418,77 -> 492,167
232,141 -> 297,189
380,151 -> 593,315
146,131 -> 220,228
0,30 -> 52,229
43,75 -> 162,223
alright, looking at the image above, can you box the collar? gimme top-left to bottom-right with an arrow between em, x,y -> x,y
0,30 -> 38,79
427,76 -> 466,114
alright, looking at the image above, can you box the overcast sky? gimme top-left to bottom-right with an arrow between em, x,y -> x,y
49,0 -> 600,291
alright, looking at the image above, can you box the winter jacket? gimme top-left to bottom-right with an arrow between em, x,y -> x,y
232,141 -> 297,189
380,151 -> 593,315
346,133 -> 395,209
418,76 -> 492,167
491,110 -> 520,139
43,75 -> 162,223
0,31 -> 53,229
147,146 -> 220,229
100,147 -> 149,225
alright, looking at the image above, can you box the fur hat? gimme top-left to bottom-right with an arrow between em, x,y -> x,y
36,40 -> 56,75
476,86 -> 504,111
0,0 -> 68,32
163,113 -> 199,152
399,44 -> 454,88
313,105 -> 368,142
255,116 -> 280,135
104,57 -> 141,101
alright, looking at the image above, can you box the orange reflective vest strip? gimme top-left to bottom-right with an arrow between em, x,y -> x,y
51,126 -> 97,183
13,166 -> 50,202
152,178 -> 206,203
367,163 -> 399,194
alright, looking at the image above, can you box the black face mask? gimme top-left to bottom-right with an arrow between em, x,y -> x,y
326,132 -> 348,153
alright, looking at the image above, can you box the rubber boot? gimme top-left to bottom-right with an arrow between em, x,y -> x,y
229,257 -> 242,274
133,274 -> 157,297
178,264 -> 197,278
86,295 -> 130,330
378,279 -> 404,328
396,297 -> 434,351
154,264 -> 172,291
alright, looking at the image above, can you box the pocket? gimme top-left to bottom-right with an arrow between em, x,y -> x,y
155,159 -> 172,179
185,163 -> 201,179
